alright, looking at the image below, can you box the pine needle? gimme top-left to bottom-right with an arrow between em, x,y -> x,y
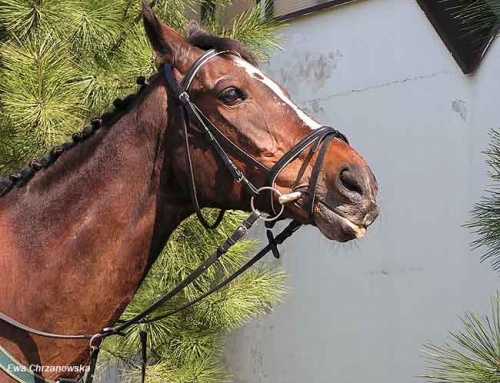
203,1 -> 283,61
444,0 -> 500,50
422,292 -> 500,383
467,130 -> 500,271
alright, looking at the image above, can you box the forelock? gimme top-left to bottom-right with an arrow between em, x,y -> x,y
185,22 -> 258,67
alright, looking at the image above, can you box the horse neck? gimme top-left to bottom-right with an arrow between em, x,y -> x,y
0,76 -> 194,371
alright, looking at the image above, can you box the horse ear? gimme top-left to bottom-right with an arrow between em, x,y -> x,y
185,20 -> 210,40
142,1 -> 186,64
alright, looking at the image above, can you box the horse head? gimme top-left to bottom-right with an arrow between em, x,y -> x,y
143,4 -> 379,242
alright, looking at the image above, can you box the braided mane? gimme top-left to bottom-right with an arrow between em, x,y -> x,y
0,79 -> 148,198
0,25 -> 256,198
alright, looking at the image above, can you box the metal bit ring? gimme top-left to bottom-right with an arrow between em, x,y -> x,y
250,187 -> 285,222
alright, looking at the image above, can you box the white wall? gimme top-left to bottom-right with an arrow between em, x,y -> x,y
224,0 -> 500,382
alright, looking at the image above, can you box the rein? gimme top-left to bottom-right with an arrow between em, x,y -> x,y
0,50 -> 348,383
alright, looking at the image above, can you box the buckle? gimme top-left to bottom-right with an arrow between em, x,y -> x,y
235,170 -> 244,183
178,92 -> 190,104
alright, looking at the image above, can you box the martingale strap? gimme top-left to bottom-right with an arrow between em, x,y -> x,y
0,313 -> 93,340
139,219 -> 302,324
113,210 -> 262,331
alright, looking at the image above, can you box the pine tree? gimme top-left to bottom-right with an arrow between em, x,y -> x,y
422,292 -> 500,383
446,0 -> 500,50
468,130 -> 500,271
422,47 -> 500,383
422,131 -> 500,383
420,3 -> 500,379
0,1 -> 286,381
103,210 -> 287,382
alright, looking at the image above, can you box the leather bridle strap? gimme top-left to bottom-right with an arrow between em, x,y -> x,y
0,312 -> 94,339
266,126 -> 347,215
113,210 -> 262,332
186,102 -> 270,175
163,50 -> 267,229
164,51 -> 270,178
163,49 -> 348,227
179,106 -> 226,229
306,133 -> 338,224
139,219 -> 301,324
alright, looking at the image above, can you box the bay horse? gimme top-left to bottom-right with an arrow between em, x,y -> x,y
0,3 -> 379,382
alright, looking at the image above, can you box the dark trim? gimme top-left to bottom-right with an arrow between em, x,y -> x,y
274,0 -> 358,21
415,0 -> 499,74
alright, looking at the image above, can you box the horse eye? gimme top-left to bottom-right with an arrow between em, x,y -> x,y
219,87 -> 245,105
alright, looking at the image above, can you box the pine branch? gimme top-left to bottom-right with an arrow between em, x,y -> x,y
0,0 -> 82,40
68,0 -> 123,55
0,33 -> 84,152
124,354 -> 232,383
446,0 -> 500,49
422,292 -> 500,383
202,2 -> 283,61
467,130 -> 500,271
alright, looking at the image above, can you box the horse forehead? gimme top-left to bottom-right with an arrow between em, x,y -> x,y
230,56 -> 322,130
229,57 -> 277,86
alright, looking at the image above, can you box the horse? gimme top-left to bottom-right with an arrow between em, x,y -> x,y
0,3 -> 379,382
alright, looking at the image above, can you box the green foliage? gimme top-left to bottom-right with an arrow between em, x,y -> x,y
102,211 -> 287,382
0,1 -> 286,381
450,0 -> 500,48
467,130 -> 500,271
422,292 -> 500,383
0,0 -> 282,174
1,34 -> 83,150
0,0 -> 79,39
203,2 -> 282,61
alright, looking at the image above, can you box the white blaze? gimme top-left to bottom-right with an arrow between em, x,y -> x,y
232,57 -> 322,130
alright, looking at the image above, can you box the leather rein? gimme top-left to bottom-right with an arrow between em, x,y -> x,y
0,49 -> 348,383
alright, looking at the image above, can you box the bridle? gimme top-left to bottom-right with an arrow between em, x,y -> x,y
0,49 -> 349,383
163,49 -> 348,227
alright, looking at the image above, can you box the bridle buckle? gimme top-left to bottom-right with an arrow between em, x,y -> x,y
234,170 -> 244,183
178,92 -> 190,104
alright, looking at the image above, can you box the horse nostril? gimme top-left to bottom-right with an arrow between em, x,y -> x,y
339,167 -> 364,196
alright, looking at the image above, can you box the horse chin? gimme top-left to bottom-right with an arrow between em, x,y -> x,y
314,202 -> 367,243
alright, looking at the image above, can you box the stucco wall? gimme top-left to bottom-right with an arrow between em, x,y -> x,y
223,0 -> 500,382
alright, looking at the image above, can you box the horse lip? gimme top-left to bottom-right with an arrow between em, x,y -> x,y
326,206 -> 367,238
317,199 -> 366,228
286,188 -> 375,237
335,213 -> 367,238
334,211 -> 366,230
314,203 -> 357,242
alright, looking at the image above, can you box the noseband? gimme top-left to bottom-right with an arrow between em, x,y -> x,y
163,49 -> 348,227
